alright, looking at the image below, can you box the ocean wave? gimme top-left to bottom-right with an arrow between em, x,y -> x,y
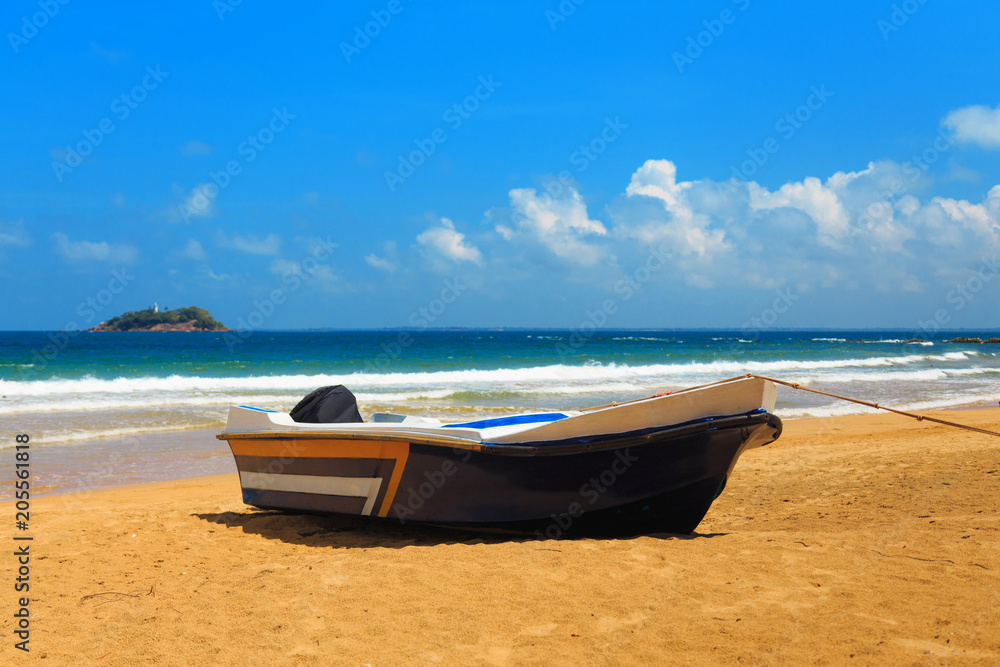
943,367 -> 1000,376
0,352 -> 982,398
0,381 -> 651,415
809,338 -> 938,346
0,393 -> 299,414
0,419 -> 225,448
429,382 -> 644,400
923,351 -> 967,361
787,369 -> 952,384
610,336 -> 668,342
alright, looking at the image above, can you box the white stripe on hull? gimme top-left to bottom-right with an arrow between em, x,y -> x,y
240,472 -> 383,516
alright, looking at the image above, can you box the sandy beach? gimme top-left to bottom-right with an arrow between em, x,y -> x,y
3,409 -> 999,665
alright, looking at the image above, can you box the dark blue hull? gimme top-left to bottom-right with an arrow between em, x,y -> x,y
231,411 -> 782,537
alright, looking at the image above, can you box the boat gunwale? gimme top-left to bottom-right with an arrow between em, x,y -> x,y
218,410 -> 780,456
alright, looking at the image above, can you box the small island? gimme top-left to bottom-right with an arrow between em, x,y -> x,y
89,306 -> 230,332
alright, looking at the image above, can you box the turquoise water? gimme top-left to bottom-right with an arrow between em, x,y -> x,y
2,329 -> 1000,447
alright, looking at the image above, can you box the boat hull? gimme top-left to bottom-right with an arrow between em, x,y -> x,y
224,411 -> 781,537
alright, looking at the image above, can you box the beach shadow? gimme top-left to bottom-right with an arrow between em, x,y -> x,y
194,510 -> 728,548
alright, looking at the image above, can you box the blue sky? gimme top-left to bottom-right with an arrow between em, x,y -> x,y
2,0 -> 999,331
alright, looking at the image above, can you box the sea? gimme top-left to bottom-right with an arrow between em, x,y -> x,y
2,329 -> 998,495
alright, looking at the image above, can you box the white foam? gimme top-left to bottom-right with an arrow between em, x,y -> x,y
788,369 -> 951,384
4,346 -> 998,436
0,352 -> 961,399
0,393 -> 298,414
0,423 -> 222,448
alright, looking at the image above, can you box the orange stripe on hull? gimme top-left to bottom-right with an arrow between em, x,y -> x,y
227,439 -> 409,518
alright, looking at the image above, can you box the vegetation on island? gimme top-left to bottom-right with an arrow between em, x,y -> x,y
90,306 -> 229,332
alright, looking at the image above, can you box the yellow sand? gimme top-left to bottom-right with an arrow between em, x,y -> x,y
2,410 -> 999,665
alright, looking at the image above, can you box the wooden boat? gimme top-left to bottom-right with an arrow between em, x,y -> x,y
216,376 -> 782,537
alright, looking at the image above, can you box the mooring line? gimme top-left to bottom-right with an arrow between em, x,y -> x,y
582,373 -> 1000,438
745,373 -> 1000,438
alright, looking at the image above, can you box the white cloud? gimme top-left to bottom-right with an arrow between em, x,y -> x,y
365,242 -> 398,273
931,187 -> 1000,245
52,233 -> 138,263
622,159 -> 728,256
269,256 -> 343,292
357,157 -> 999,308
626,159 -> 688,205
583,158 -> 1000,294
417,218 -> 483,266
947,159 -> 980,183
181,183 -> 216,220
269,258 -> 301,275
110,192 -> 126,207
0,220 -> 30,247
182,239 -> 206,260
942,104 -> 1000,149
496,187 -> 607,266
750,176 -> 851,243
307,264 -> 338,283
217,232 -> 281,255
180,140 -> 214,156
685,273 -> 713,289
365,254 -> 396,273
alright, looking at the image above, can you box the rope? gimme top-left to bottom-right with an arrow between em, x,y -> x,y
744,373 -> 1000,438
582,373 -> 1000,438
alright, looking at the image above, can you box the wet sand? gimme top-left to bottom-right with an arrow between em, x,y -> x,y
2,410 -> 998,665
0,428 -> 233,500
